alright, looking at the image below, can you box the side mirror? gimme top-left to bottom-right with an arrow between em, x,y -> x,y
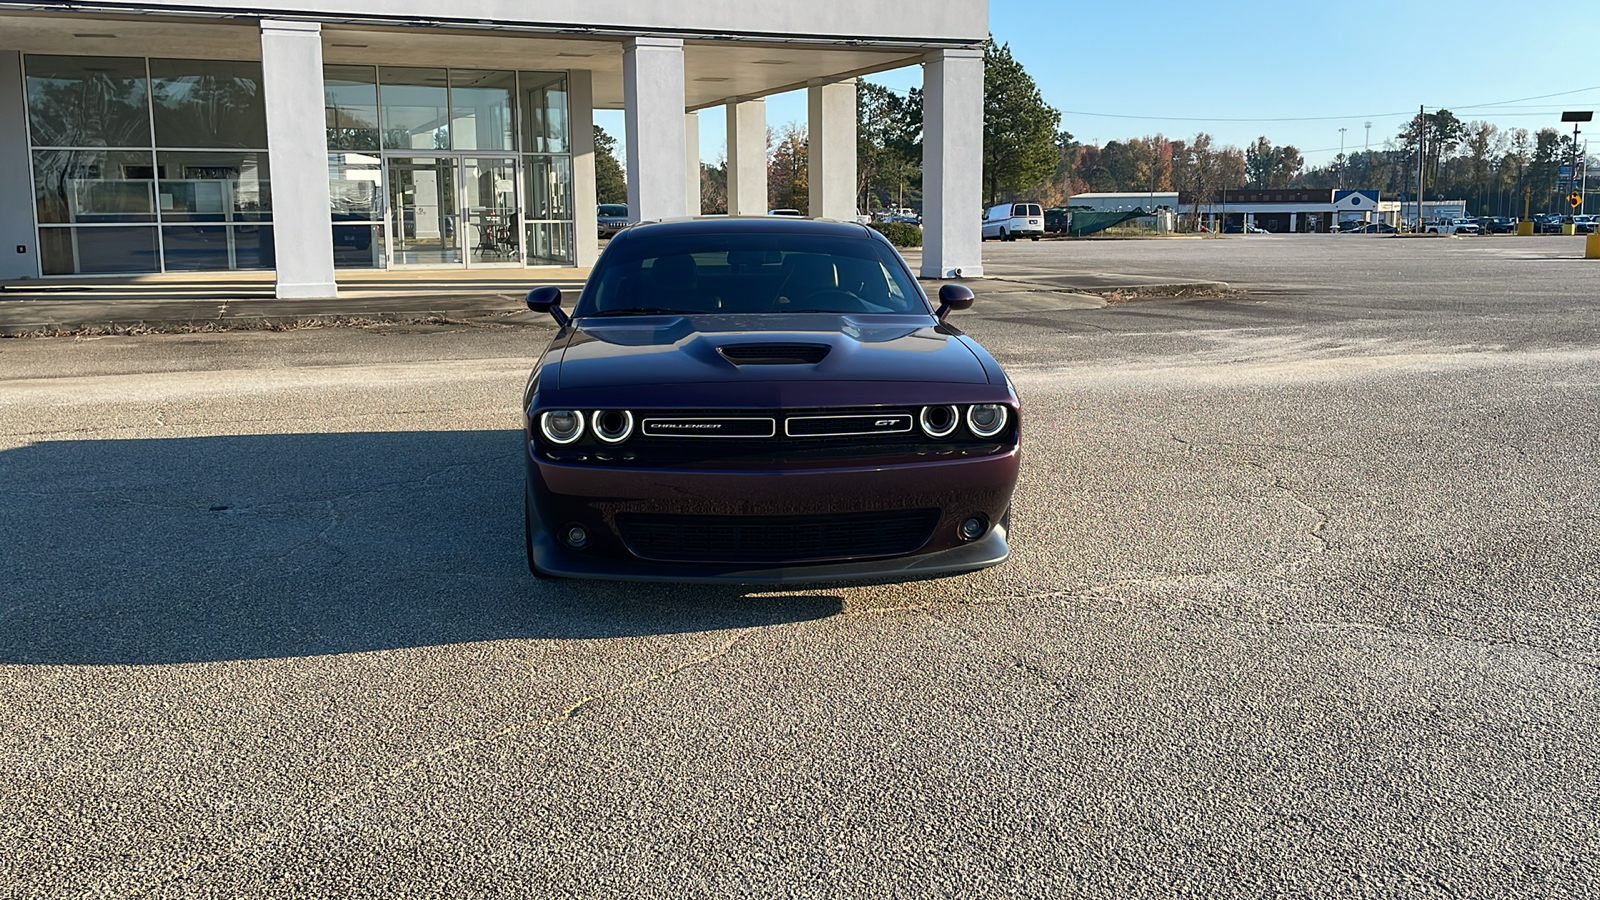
935,283 -> 975,321
525,285 -> 570,327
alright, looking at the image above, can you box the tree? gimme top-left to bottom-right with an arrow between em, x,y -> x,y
593,125 -> 627,205
982,39 -> 1060,205
768,122 -> 808,213
701,158 -> 727,215
857,80 -> 922,213
1245,137 -> 1302,188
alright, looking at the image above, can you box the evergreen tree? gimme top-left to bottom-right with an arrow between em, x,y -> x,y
982,39 -> 1059,205
593,125 -> 628,205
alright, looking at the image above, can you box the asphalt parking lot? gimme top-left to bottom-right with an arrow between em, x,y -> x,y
2,234 -> 1597,897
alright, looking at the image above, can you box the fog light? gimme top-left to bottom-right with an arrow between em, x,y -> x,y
562,524 -> 589,549
958,515 -> 988,542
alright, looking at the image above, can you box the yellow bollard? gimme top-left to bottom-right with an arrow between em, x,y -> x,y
1562,223 -> 1578,235
1517,221 -> 1534,236
1587,232 -> 1600,259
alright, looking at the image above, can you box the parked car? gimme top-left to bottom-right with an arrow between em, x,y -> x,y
1352,222 -> 1397,233
597,204 -> 630,238
519,217 -> 1019,582
768,208 -> 804,217
1533,213 -> 1565,234
981,202 -> 1044,241
1481,216 -> 1519,234
1223,223 -> 1267,234
1425,217 -> 1480,235
1572,214 -> 1598,234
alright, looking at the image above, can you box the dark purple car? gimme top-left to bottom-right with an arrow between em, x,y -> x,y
521,217 -> 1019,583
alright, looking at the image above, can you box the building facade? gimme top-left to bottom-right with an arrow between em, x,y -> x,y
0,1 -> 988,296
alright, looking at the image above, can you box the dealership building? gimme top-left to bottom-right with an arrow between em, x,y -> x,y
0,1 -> 988,297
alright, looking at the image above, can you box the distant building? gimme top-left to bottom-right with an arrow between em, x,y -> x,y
1173,188 -> 1401,233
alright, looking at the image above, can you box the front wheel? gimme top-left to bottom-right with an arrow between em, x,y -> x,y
1030,235 -> 1040,241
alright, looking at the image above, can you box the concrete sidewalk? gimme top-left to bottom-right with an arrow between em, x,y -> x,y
0,248 -> 1229,335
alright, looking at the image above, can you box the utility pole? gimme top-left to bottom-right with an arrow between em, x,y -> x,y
1339,127 -> 1347,189
1417,105 -> 1426,230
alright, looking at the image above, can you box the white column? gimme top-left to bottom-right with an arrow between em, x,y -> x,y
807,80 -> 857,220
726,98 -> 767,216
0,51 -> 34,279
1289,212 -> 1298,232
260,20 -> 336,298
685,111 -> 701,216
622,37 -> 687,222
921,48 -> 984,279
569,69 -> 599,268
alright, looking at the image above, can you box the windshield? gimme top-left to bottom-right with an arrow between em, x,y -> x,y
575,232 -> 929,317
597,205 -> 628,217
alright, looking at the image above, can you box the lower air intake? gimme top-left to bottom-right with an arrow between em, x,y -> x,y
616,509 -> 939,563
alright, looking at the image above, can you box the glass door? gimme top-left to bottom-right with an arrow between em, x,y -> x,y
461,157 -> 520,267
386,156 -> 459,267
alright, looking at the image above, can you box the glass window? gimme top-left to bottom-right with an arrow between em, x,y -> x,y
149,59 -> 267,149
39,226 -> 159,275
519,72 -> 568,153
25,55 -> 151,148
328,152 -> 383,221
325,65 -> 379,151
524,154 -> 572,221
525,221 -> 573,266
157,151 -> 270,222
450,70 -> 514,151
33,149 -> 156,224
161,224 -> 274,271
380,67 -> 449,151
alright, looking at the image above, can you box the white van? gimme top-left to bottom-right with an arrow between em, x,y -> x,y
981,202 -> 1044,241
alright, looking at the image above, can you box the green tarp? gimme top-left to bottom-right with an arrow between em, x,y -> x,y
1051,207 -> 1157,237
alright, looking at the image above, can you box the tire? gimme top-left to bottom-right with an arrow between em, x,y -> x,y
524,487 -> 556,579
1030,235 -> 1040,241
999,228 -> 1009,242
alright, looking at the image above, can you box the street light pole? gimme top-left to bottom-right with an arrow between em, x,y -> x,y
1562,111 -> 1593,221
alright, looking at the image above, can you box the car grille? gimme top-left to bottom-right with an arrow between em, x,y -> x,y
615,509 -> 941,563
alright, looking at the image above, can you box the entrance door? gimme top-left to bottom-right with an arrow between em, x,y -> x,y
387,157 -> 460,267
461,157 -> 521,267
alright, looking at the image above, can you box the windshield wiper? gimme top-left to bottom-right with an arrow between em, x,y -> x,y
583,307 -> 688,318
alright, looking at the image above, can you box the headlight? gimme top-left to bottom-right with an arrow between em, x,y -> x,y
540,409 -> 585,444
591,409 -> 634,444
965,404 -> 1009,438
918,405 -> 960,439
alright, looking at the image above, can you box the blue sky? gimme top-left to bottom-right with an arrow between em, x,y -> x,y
602,0 -> 1600,167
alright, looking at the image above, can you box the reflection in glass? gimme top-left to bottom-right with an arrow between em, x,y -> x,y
325,65 -> 379,151
380,67 -> 449,151
39,226 -> 160,275
157,151 -> 270,221
32,149 -> 155,224
523,154 -> 572,221
25,55 -> 151,148
387,157 -> 459,265
149,59 -> 267,148
161,224 -> 274,270
519,72 -> 568,153
329,151 -> 384,269
450,70 -> 515,151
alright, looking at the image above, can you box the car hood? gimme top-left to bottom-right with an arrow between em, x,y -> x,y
555,314 -> 990,389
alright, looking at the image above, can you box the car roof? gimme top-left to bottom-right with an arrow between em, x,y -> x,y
612,216 -> 877,240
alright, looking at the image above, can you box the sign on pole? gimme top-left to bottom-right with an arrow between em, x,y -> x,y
1571,192 -> 1584,208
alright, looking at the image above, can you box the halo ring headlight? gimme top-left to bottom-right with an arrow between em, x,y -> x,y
965,404 -> 1009,438
591,409 -> 635,444
540,409 -> 585,444
919,405 -> 961,439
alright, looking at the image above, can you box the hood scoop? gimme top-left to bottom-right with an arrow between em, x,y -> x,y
717,342 -> 832,365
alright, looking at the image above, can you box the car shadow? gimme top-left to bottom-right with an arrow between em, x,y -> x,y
0,430 -> 843,666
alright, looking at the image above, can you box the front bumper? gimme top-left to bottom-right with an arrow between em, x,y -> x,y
526,448 -> 1018,584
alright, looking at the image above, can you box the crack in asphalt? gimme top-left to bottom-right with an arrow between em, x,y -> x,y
114,630 -> 754,898
1171,433 -> 1332,558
